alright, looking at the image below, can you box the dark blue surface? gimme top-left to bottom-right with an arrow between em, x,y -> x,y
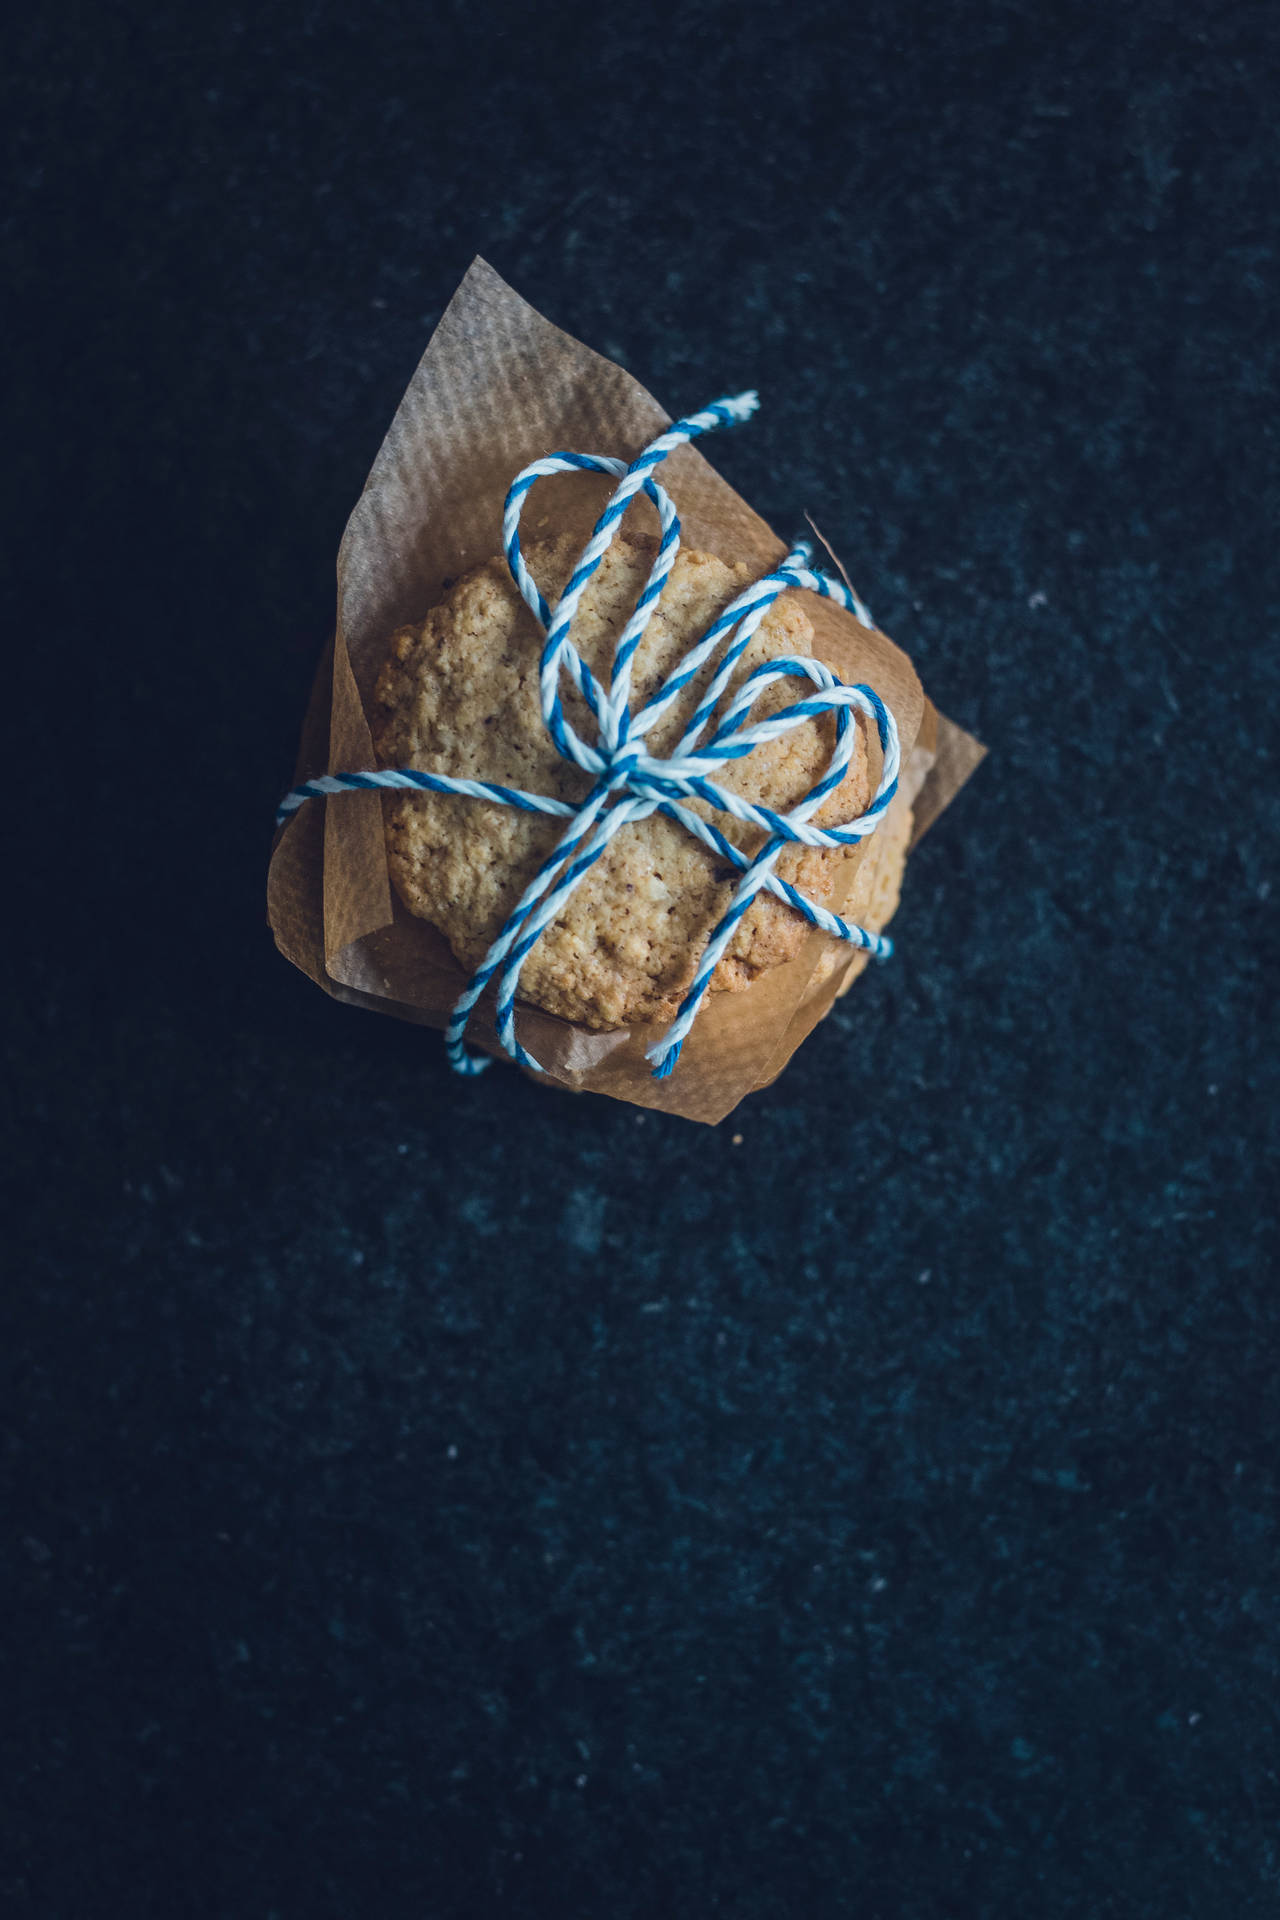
6,2 -> 1278,1914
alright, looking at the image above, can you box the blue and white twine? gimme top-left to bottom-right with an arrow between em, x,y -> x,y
277,394 -> 901,1080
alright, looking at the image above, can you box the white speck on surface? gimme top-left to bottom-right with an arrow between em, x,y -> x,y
1028,590 -> 1049,609
446,1444 -> 458,1460
563,1187 -> 606,1256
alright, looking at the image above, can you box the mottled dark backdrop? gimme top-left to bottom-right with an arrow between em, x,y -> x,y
6,2 -> 1278,1914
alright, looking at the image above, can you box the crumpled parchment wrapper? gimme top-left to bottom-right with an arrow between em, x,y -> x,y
268,258 -> 985,1123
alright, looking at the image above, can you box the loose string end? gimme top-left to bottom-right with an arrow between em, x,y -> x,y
720,390 -> 759,423
646,1039 -> 683,1080
446,1039 -> 493,1078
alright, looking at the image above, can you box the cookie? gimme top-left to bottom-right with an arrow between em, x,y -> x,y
372,532 -> 899,1031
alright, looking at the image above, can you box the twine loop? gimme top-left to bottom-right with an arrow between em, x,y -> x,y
277,395 -> 900,1080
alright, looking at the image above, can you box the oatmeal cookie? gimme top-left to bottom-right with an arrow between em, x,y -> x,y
373,532 -> 904,1030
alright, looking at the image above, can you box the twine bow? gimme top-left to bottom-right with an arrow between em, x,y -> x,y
277,395 -> 900,1080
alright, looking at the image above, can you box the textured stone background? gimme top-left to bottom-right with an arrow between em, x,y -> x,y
6,2 -> 1277,1913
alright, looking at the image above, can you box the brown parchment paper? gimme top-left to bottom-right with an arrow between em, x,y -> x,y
268,258 -> 985,1124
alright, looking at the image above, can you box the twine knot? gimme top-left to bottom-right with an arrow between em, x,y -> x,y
277,395 -> 901,1081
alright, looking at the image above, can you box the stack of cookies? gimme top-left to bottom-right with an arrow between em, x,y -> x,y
372,532 -> 915,1040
